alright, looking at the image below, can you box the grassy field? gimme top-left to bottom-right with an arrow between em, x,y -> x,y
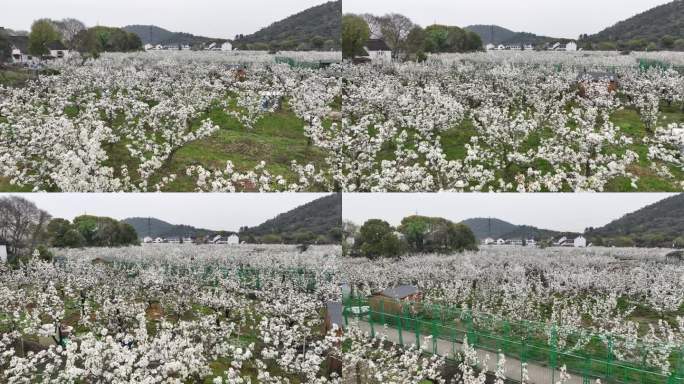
0,68 -> 333,191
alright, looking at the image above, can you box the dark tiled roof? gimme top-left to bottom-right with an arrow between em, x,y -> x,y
326,301 -> 344,328
7,35 -> 28,53
365,39 -> 390,51
46,41 -> 67,50
380,285 -> 419,299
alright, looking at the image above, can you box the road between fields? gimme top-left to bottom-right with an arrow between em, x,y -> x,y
351,318 -> 586,384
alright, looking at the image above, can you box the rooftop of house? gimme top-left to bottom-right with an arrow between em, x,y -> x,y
7,35 -> 28,52
46,40 -> 67,50
378,285 -> 420,299
365,39 -> 391,52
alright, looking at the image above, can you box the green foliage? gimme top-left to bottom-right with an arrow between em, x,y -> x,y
72,26 -> 142,58
235,1 -> 341,51
260,233 -> 282,244
28,20 -> 61,56
398,215 -> 478,254
0,30 -> 10,61
422,25 -> 481,54
584,1 -> 684,51
342,14 -> 370,59
35,245 -> 53,263
49,216 -> 139,248
355,219 -> 405,259
240,194 -> 341,245
586,194 -> 684,248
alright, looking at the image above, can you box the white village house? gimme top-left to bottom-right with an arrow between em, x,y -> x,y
574,235 -> 587,248
221,42 -> 233,51
47,41 -> 69,59
556,236 -> 587,248
0,244 -> 7,263
212,234 -> 240,245
483,237 -> 495,245
143,236 -> 153,244
363,39 -> 392,65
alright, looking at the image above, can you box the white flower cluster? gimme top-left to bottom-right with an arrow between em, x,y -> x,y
0,244 -> 343,383
0,51 -> 341,192
340,246 -> 684,375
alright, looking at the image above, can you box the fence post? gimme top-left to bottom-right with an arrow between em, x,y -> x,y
551,325 -> 558,384
415,316 -> 421,350
607,336 -> 613,380
369,307 -> 375,338
398,315 -> 403,345
380,300 -> 385,326
432,318 -> 437,354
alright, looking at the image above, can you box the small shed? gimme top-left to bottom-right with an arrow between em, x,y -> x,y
577,71 -> 619,96
368,285 -> 422,316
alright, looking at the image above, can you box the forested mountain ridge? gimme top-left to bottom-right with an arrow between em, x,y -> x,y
122,217 -> 233,239
234,1 -> 341,51
587,194 -> 684,248
122,25 -> 226,46
465,24 -> 569,46
240,194 -> 342,244
581,0 -> 684,51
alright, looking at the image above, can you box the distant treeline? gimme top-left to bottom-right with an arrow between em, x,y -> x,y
342,13 -> 482,61
346,215 -> 478,259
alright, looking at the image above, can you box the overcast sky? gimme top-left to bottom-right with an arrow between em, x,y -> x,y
344,0 -> 672,39
3,193 -> 331,232
2,0 -> 329,39
343,193 -> 676,232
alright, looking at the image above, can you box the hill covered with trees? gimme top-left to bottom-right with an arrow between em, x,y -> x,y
461,217 -> 578,242
465,25 -> 569,47
586,194 -> 684,248
581,0 -> 684,51
121,217 -> 233,239
123,25 -> 227,47
240,193 -> 342,244
234,1 -> 341,51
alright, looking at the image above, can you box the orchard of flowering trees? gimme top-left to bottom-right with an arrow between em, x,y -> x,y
0,51 -> 341,192
0,244 -> 344,383
339,246 -> 684,382
2,50 -> 682,192
333,51 -> 684,192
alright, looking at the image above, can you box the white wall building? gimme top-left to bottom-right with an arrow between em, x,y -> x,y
565,41 -> 578,51
364,39 -> 392,65
221,42 -> 233,51
485,43 -> 496,51
227,234 -> 239,245
143,236 -> 153,244
483,237 -> 495,245
0,244 -> 7,263
496,238 -> 505,245
574,235 -> 587,248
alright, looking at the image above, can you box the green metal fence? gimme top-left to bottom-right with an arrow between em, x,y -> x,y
343,295 -> 684,384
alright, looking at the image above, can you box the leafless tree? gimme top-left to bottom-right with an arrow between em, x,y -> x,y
377,14 -> 415,60
0,196 -> 51,260
50,18 -> 86,45
360,14 -> 383,39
